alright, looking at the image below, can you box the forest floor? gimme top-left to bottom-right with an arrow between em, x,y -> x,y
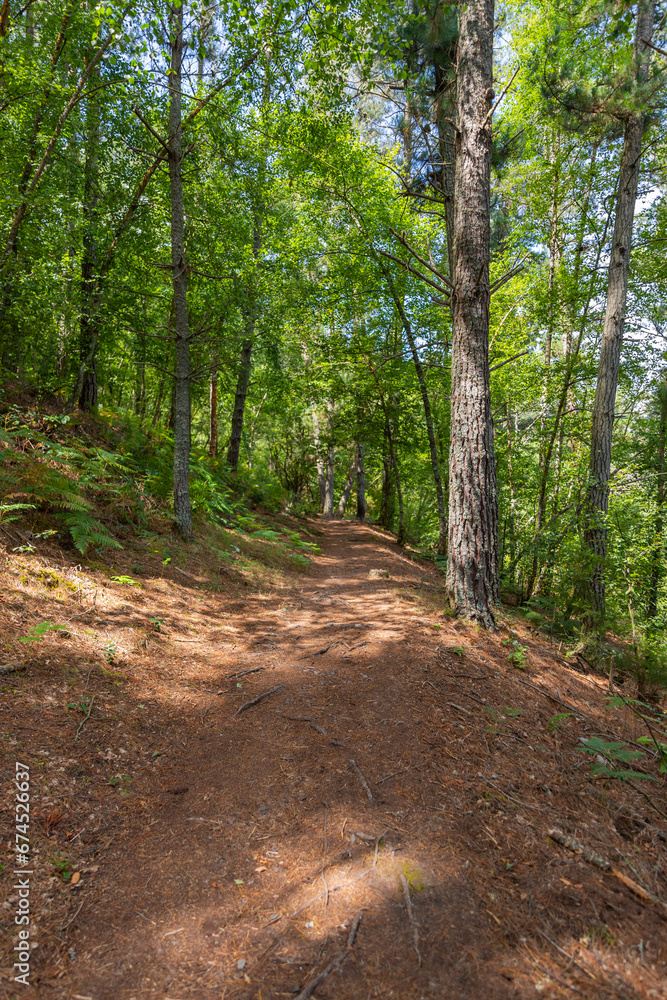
1,516 -> 667,1000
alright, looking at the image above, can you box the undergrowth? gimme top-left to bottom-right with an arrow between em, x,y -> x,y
0,397 -> 313,567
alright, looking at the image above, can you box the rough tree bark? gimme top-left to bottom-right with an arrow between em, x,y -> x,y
445,0 -> 498,627
168,0 -> 192,542
356,441 -> 366,521
584,0 -> 654,624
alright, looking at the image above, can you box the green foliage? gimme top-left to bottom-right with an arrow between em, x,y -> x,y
486,706 -> 524,732
505,640 -> 529,670
20,622 -> 68,643
548,712 -> 574,731
578,736 -> 654,783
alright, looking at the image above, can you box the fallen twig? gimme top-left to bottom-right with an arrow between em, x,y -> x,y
399,871 -> 422,965
526,952 -> 583,995
294,912 -> 363,1000
0,660 -> 26,675
282,715 -> 328,736
234,684 -> 284,717
447,702 -> 473,716
377,766 -> 413,785
232,666 -> 265,680
74,695 -> 95,741
290,869 -> 372,917
548,828 -> 667,917
298,645 -> 331,659
60,899 -> 85,932
349,759 -> 376,804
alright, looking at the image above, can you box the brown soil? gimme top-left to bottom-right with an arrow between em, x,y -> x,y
1,518 -> 667,1000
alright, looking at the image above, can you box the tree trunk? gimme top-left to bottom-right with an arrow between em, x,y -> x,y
584,0 -> 654,625
380,443 -> 394,528
356,441 -> 366,521
337,458 -> 355,516
647,372 -> 667,622
389,284 -> 447,555
209,366 -> 218,458
313,410 -> 326,511
370,370 -> 405,544
226,213 -> 261,471
528,139 -> 560,597
75,58 -> 100,411
323,400 -> 335,517
226,337 -> 253,471
168,0 -> 192,542
0,11 -> 128,272
152,372 -> 166,428
134,330 -> 146,416
445,0 -> 498,628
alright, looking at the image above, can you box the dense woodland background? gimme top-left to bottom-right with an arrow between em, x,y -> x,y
2,0 -> 667,680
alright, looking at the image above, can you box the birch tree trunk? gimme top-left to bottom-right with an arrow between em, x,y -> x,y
584,0 -> 654,624
445,0 -> 498,628
356,442 -> 366,521
168,0 -> 192,542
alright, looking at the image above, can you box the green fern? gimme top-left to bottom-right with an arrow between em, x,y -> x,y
63,513 -> 122,555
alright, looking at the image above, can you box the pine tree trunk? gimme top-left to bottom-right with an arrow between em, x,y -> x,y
356,441 -> 366,521
226,338 -> 253,471
168,0 -> 192,542
584,0 -> 654,624
445,0 -> 498,628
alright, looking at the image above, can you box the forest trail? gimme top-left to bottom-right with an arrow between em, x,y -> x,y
3,518 -> 667,999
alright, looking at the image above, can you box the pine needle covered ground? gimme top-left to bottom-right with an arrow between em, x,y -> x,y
1,398 -> 666,999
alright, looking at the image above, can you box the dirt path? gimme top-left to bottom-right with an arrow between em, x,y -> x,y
3,519 -> 667,999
